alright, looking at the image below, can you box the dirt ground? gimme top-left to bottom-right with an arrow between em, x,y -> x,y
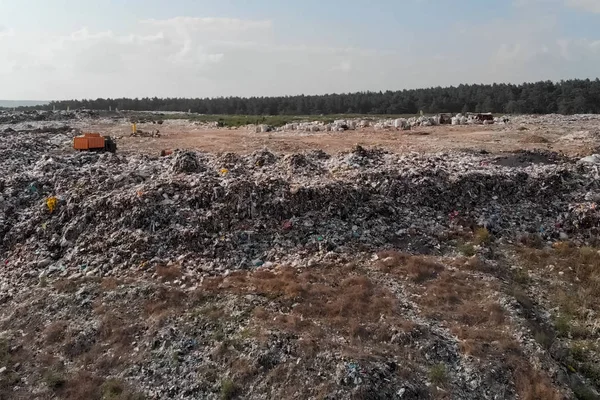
80,119 -> 600,156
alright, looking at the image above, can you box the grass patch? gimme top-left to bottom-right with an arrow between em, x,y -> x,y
156,264 -> 182,282
534,330 -> 553,350
376,252 -> 444,283
220,379 -> 239,400
44,321 -> 68,344
579,363 -> 600,387
520,135 -> 550,144
198,263 -> 416,358
513,268 -> 530,285
473,227 -> 492,245
573,385 -> 599,400
43,370 -> 66,390
428,363 -> 448,386
555,314 -> 572,338
458,243 -> 476,257
571,342 -> 588,362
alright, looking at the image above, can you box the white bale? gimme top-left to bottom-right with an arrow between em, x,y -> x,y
451,117 -> 460,125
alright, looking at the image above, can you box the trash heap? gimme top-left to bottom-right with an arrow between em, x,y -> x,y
0,109 -> 99,124
265,114 -> 514,133
1,125 -> 599,288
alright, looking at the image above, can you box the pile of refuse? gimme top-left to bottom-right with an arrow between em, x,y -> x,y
257,114 -> 514,133
0,109 -> 99,124
130,128 -> 161,138
1,125 -> 599,287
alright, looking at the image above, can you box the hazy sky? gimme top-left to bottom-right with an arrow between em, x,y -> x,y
0,0 -> 599,100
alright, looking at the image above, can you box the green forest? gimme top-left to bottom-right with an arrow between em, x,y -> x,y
42,79 -> 600,115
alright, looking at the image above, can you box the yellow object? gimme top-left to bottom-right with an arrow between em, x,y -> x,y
132,123 -> 137,134
220,168 -> 229,175
46,197 -> 58,213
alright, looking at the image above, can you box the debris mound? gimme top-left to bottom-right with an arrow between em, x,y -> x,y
172,150 -> 203,173
251,148 -> 278,167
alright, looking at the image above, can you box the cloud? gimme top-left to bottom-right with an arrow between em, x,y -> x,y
141,17 -> 272,31
515,0 -> 600,12
0,25 -> 14,38
566,0 -> 600,12
332,61 -> 352,72
0,13 -> 598,100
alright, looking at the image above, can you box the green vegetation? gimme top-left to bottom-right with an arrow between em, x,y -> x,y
43,370 -> 66,390
428,363 -> 448,386
573,385 -> 599,400
555,314 -> 572,338
458,243 -> 476,257
22,79 -> 600,115
473,227 -> 492,245
220,379 -> 239,400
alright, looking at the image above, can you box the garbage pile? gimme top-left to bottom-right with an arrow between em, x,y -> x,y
1,125 -> 599,288
0,109 -> 99,124
130,128 -> 161,138
510,113 -> 600,126
264,113 -> 514,133
172,150 -> 204,173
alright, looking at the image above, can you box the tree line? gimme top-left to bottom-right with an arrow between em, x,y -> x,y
36,79 -> 600,115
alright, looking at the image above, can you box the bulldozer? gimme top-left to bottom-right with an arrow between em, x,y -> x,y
73,133 -> 117,153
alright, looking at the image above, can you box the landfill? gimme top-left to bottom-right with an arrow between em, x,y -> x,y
2,129 -> 598,285
1,111 -> 599,399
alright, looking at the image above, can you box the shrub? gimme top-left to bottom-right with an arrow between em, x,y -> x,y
428,363 -> 448,386
220,379 -> 239,400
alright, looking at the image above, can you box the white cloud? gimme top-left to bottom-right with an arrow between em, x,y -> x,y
566,0 -> 600,13
514,0 -> 600,12
0,13 -> 598,100
0,25 -> 14,38
331,61 -> 352,72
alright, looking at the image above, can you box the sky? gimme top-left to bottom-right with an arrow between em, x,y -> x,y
0,0 -> 599,100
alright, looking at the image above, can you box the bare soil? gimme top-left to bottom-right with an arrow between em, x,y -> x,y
81,120 -> 599,156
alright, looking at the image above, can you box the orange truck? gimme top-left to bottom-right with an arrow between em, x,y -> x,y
73,133 -> 117,153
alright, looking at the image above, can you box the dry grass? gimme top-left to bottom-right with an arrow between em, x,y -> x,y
101,277 -> 121,291
473,227 -> 492,245
98,313 -> 142,351
516,243 -> 600,392
520,134 -> 550,144
155,264 -> 182,282
397,262 -> 564,397
376,251 -> 444,283
514,366 -> 563,400
43,320 -> 69,344
54,371 -> 144,400
516,244 -> 600,317
415,270 -> 515,358
199,263 -> 415,352
143,286 -> 186,317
